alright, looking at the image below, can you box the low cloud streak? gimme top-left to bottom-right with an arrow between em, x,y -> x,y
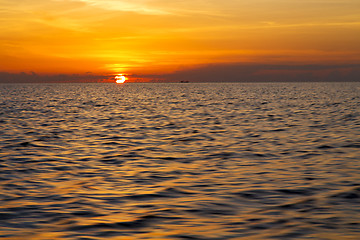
141,63 -> 360,82
0,72 -> 110,83
1,63 -> 359,83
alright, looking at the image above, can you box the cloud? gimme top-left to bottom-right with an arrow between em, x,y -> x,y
77,0 -> 170,15
0,72 -> 111,83
1,64 -> 359,83
137,63 -> 360,82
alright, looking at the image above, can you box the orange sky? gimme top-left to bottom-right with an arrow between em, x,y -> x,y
1,0 -> 360,81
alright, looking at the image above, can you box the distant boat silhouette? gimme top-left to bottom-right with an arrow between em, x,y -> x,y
180,80 -> 189,83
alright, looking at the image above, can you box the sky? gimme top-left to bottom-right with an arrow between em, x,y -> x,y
1,0 -> 360,82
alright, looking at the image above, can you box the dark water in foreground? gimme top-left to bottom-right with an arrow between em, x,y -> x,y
0,82 -> 359,240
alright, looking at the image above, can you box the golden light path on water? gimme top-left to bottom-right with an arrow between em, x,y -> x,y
115,74 -> 126,83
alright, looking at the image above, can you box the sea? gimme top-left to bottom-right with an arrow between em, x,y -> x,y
0,82 -> 359,240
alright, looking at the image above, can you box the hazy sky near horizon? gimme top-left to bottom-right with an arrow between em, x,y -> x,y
1,0 -> 360,80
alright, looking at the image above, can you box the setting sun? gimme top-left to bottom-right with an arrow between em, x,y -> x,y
115,74 -> 126,83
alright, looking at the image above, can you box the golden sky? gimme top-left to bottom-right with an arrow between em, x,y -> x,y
1,0 -> 360,80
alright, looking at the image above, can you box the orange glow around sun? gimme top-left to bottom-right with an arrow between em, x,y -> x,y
115,74 -> 126,83
1,0 -> 359,83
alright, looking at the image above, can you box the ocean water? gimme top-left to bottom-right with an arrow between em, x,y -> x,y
0,82 -> 359,240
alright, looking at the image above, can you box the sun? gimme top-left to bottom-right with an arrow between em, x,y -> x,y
115,74 -> 126,83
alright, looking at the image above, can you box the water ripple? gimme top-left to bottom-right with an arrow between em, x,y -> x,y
0,82 -> 359,239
